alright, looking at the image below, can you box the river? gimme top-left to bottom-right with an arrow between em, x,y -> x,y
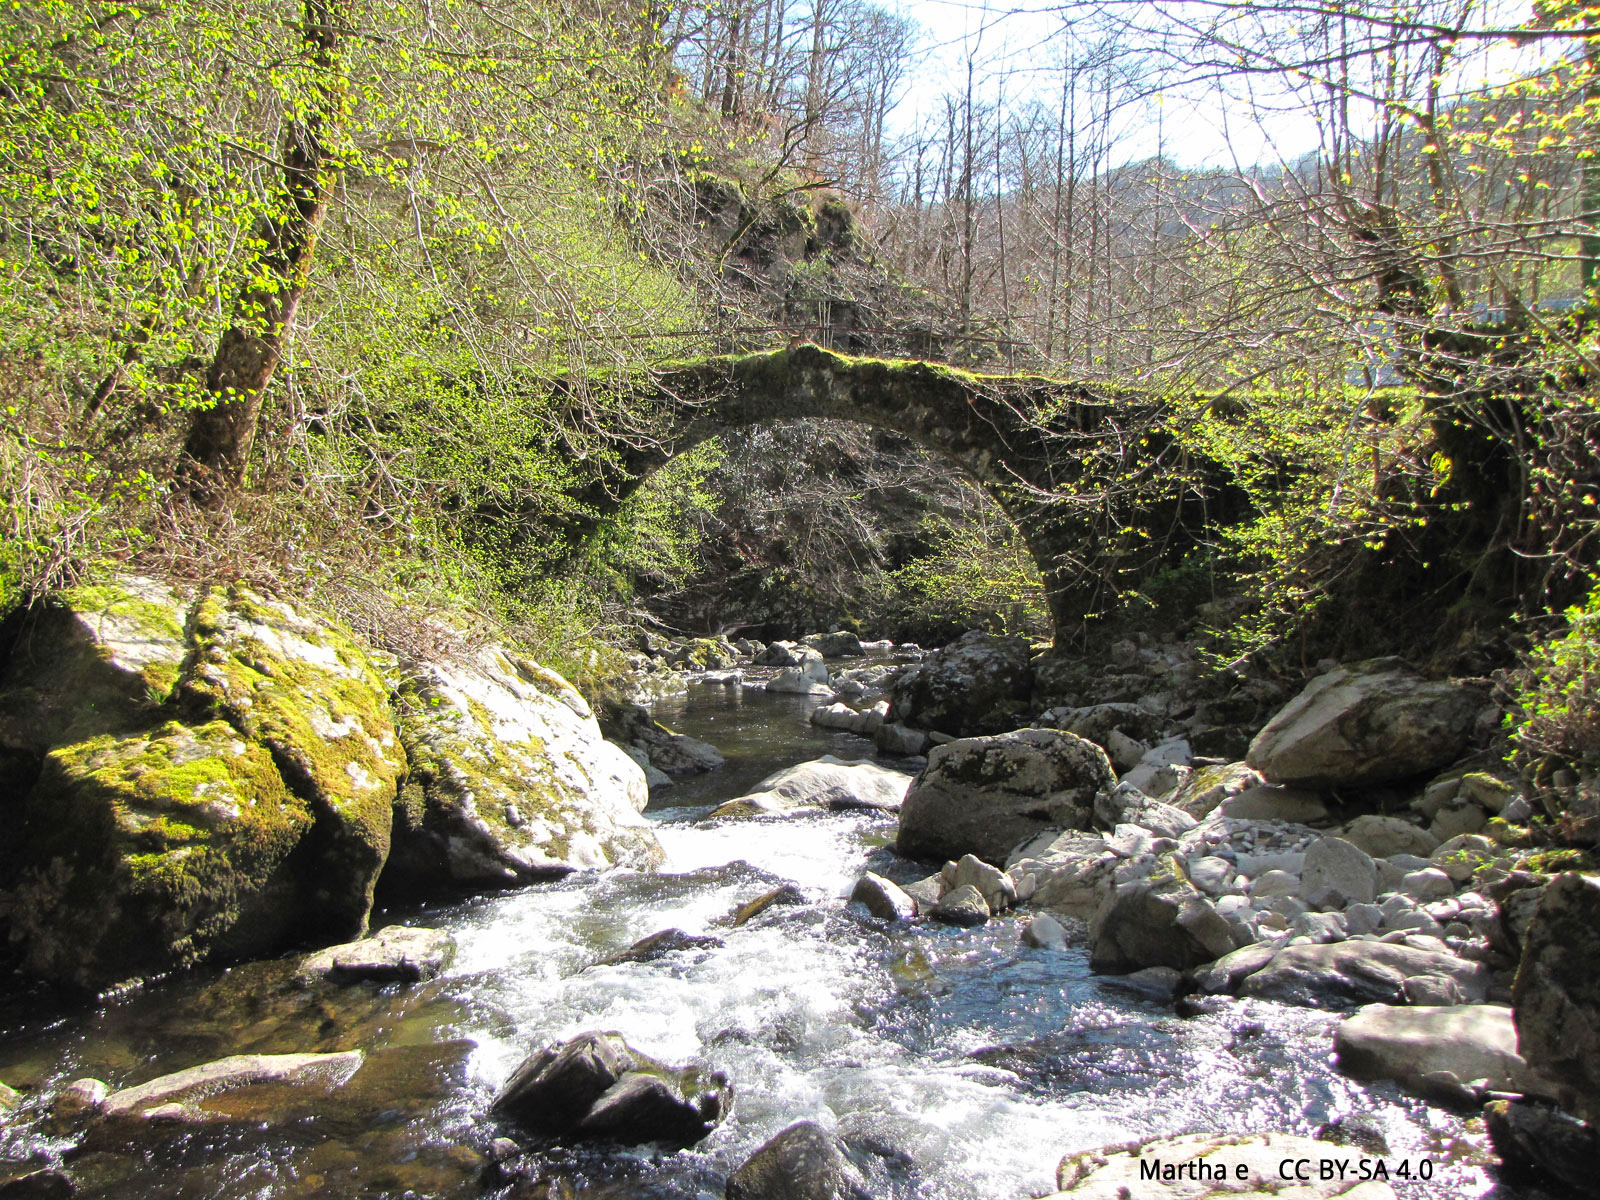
0,665 -> 1522,1198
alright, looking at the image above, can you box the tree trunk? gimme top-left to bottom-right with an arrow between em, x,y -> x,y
179,0 -> 345,505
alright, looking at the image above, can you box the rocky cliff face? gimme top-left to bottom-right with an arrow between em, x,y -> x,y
0,577 -> 659,992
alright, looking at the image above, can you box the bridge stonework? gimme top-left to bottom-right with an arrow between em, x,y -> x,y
585,344 -> 1235,643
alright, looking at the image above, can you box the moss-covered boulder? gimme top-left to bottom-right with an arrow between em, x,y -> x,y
9,720 -> 313,990
0,576 -> 191,789
180,585 -> 403,940
385,646 -> 662,895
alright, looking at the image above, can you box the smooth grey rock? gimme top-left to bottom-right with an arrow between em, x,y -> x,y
1188,856 -> 1236,896
1219,785 -> 1328,824
1428,798 -> 1488,842
1341,815 -> 1440,859
767,667 -> 833,695
850,873 -> 917,921
709,757 -> 910,820
96,1052 -> 364,1129
1093,783 -> 1197,838
896,728 -> 1114,864
874,723 -> 929,757
1300,837 -> 1377,907
1235,940 -> 1490,1008
1090,867 -> 1234,973
1338,1004 -> 1544,1097
1023,912 -> 1071,950
1006,830 -> 1118,919
1246,660 -> 1486,788
297,925 -> 454,984
1399,868 -> 1454,903
942,853 -> 1017,912
932,883 -> 991,927
803,631 -> 865,658
1250,869 -> 1300,899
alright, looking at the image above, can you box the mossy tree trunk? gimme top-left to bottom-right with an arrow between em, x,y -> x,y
179,0 -> 347,505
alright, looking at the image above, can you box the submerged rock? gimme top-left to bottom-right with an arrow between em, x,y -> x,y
387,648 -> 662,894
1046,1131 -> 1396,1198
1246,659 -> 1487,789
725,1120 -> 869,1200
896,729 -> 1113,864
600,928 -> 726,966
931,883 -> 990,927
491,1032 -> 729,1149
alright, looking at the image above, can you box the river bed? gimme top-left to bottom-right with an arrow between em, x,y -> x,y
0,669 -> 1529,1198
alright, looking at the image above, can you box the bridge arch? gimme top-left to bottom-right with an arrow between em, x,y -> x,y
581,344 -> 1231,643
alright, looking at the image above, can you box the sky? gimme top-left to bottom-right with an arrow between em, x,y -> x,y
886,0 -> 1551,172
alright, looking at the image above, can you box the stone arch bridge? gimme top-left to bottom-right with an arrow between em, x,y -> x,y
577,344 -> 1239,642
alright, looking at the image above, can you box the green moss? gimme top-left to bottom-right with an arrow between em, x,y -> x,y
11,719 -> 312,989
60,578 -> 190,700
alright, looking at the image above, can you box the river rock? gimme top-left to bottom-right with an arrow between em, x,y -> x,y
1217,785 -> 1328,824
1169,761 -> 1263,818
1006,830 -> 1118,919
94,1051 -> 365,1134
725,1120 -> 867,1200
491,1032 -> 728,1149
1089,862 -> 1236,973
388,648 -> 661,893
753,641 -> 806,667
666,638 -> 740,671
1023,912 -> 1071,949
710,757 -> 909,823
941,853 -> 1017,912
10,719 -> 315,991
297,925 -> 454,984
1336,1003 -> 1549,1102
885,630 -> 1033,738
1300,837 -> 1377,907
0,1166 -> 74,1198
180,585 -> 406,938
1340,815 -> 1439,858
850,872 -> 917,921
932,883 -> 990,927
603,703 -> 725,775
0,576 -> 191,762
1213,940 -> 1490,1008
1045,1131 -> 1397,1198
767,666 -> 833,695
1092,783 -> 1196,838
896,729 -> 1114,864
1485,1097 -> 1600,1193
803,631 -> 865,658
873,722 -> 928,756
1513,871 -> 1600,1124
1246,659 -> 1487,789
602,928 -> 726,966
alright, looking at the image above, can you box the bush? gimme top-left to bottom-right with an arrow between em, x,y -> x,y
1507,583 -> 1600,773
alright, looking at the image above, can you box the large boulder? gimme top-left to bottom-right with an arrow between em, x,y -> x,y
707,756 -> 910,820
1045,1131 -> 1396,1198
9,720 -> 314,991
605,703 -> 725,776
895,728 -> 1114,863
1512,871 -> 1600,1124
802,631 -> 865,658
666,637 -> 739,671
1089,861 -> 1236,973
885,630 -> 1033,738
180,584 -> 405,939
387,646 -> 661,894
1246,659 -> 1488,788
491,1031 -> 729,1149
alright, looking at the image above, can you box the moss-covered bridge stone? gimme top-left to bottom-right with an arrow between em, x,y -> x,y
583,345 -> 1240,640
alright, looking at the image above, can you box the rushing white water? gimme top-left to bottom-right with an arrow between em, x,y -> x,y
0,672 -> 1525,1198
